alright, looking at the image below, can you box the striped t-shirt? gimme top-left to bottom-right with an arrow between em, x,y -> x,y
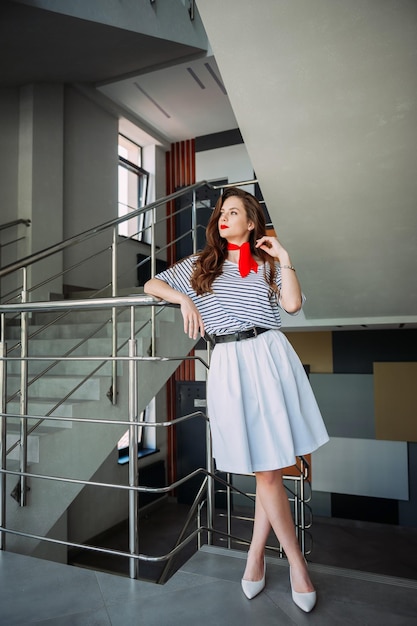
155,256 -> 299,335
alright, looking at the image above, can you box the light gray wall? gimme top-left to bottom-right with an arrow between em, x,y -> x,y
63,86 -> 118,292
19,84 -> 65,300
197,0 -> 417,326
0,83 -> 166,298
0,89 -> 19,224
0,88 -> 22,300
0,85 -> 64,300
67,386 -> 169,546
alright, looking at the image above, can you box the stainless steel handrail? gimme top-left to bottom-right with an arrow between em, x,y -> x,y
0,219 -> 31,233
0,178 -> 260,284
0,179 -> 259,415
0,182 -> 210,279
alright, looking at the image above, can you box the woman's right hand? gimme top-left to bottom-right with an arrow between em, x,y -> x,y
180,296 -> 205,339
144,278 -> 204,340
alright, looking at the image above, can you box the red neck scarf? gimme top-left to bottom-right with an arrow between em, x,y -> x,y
227,242 -> 258,277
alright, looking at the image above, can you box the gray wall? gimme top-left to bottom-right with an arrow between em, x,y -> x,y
63,86 -> 118,292
0,83 -> 166,298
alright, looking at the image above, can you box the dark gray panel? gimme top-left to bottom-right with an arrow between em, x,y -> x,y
333,329 -> 417,374
310,374 -> 375,439
176,381 -> 207,504
398,442 -> 417,528
310,490 -> 332,517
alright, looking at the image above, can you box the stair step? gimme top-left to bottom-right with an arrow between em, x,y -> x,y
4,338 -> 149,375
5,310 -> 174,341
7,433 -> 39,464
6,398 -> 83,432
6,321 -> 149,341
22,301 -> 175,328
6,374 -> 103,401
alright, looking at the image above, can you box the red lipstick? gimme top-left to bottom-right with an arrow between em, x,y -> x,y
220,225 -> 229,229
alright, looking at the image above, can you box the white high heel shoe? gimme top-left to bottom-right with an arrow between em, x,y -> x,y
290,563 -> 316,612
241,560 -> 266,600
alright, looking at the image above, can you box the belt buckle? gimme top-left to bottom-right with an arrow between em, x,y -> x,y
252,327 -> 258,338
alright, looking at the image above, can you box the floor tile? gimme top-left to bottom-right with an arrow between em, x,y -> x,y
0,552 -> 105,626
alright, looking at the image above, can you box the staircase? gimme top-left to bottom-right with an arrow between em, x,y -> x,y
3,300 -> 197,561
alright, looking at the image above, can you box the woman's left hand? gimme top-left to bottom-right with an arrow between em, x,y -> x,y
255,235 -> 289,263
255,235 -> 303,313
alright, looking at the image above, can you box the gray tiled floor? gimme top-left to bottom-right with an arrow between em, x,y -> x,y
1,545 -> 417,625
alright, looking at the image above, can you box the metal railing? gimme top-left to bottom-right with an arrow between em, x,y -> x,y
0,219 -> 31,302
0,182 -> 221,484
0,297 -> 311,581
0,219 -> 31,233
0,294 -> 216,579
216,459 -> 312,557
0,180 -> 310,581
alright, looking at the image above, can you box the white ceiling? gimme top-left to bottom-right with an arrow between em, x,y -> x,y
98,56 -> 239,144
2,0 -> 416,330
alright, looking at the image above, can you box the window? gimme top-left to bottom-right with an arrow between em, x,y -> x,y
117,398 -> 157,464
118,135 -> 150,242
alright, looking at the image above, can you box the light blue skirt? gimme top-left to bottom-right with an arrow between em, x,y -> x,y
207,329 -> 329,474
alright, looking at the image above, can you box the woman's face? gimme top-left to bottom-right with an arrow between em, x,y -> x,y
218,196 -> 254,244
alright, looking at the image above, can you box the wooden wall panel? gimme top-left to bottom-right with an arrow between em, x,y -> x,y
374,362 -> 417,442
282,454 -> 312,480
285,331 -> 333,373
165,140 -> 196,484
166,138 -> 195,265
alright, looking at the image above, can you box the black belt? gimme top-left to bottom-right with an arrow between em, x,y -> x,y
208,326 -> 269,345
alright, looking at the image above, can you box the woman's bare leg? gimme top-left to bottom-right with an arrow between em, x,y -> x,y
252,469 -> 314,593
242,491 -> 271,581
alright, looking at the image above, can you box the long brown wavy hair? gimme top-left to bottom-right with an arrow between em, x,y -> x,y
190,187 -> 277,295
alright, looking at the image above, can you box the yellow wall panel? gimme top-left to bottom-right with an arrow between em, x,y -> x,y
284,331 -> 333,373
374,362 -> 417,442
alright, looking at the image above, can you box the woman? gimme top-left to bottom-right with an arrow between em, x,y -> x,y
144,187 -> 329,612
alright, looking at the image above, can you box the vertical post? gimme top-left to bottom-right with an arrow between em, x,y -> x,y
0,313 -> 5,344
128,306 -> 139,579
191,189 -> 197,255
226,472 -> 232,550
150,206 -> 156,357
19,268 -> 28,507
0,341 -> 7,549
205,339 -> 214,545
293,480 -> 300,549
189,0 -> 195,21
299,457 -> 306,556
205,417 -> 215,546
111,226 -> 118,405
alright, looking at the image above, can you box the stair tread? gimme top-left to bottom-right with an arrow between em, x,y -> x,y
7,396 -> 87,405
